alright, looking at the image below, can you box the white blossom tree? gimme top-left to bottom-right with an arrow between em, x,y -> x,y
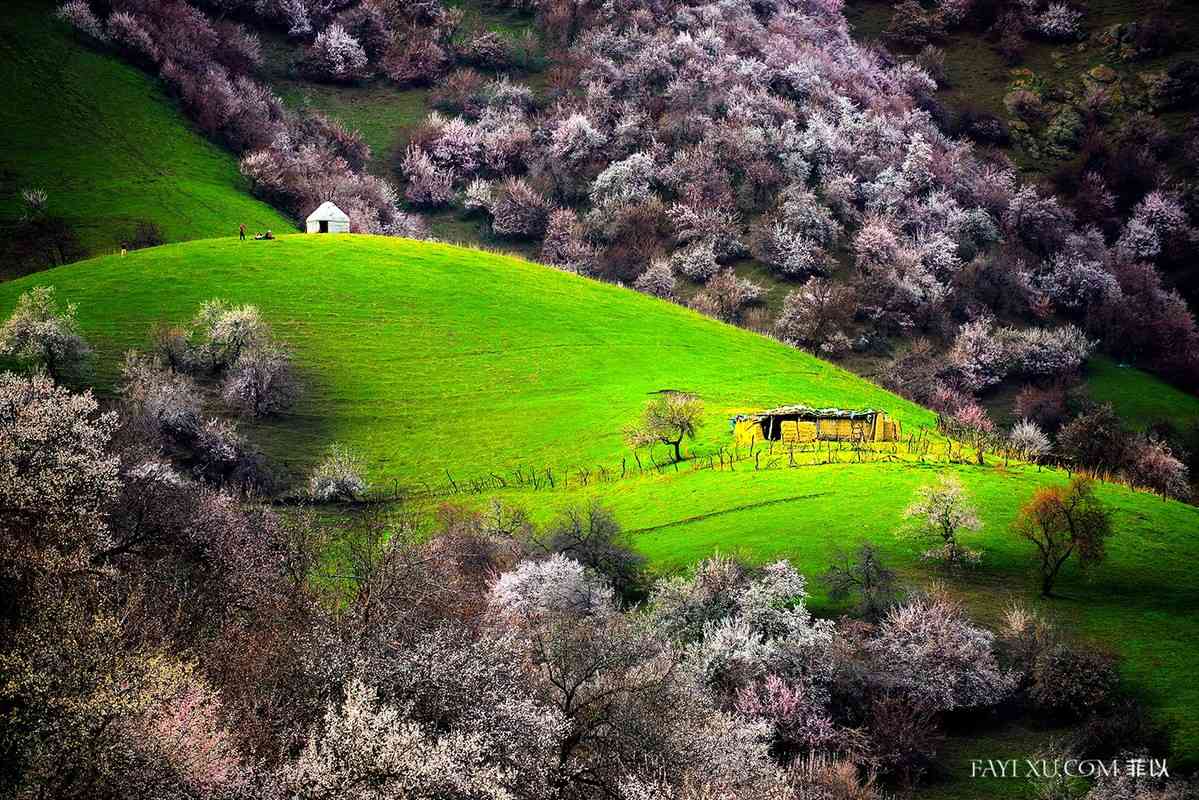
0,286 -> 91,381
899,476 -> 983,564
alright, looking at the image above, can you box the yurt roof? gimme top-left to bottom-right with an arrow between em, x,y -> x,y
306,201 -> 350,222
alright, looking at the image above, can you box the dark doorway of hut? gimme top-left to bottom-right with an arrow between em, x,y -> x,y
319,220 -> 329,233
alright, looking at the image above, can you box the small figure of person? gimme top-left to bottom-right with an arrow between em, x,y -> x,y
239,223 -> 246,241
254,231 -> 265,240
264,229 -> 275,240
120,242 -> 128,257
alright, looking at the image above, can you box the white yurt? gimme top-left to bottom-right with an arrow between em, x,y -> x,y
306,201 -> 350,234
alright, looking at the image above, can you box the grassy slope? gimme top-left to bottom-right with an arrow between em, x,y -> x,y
1086,355 -> 1199,432
0,0 -> 293,259
0,234 -> 936,482
2,235 -> 1196,782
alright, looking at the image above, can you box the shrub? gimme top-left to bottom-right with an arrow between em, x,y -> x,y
1004,325 -> 1094,378
865,694 -> 943,786
881,339 -> 942,405
491,554 -> 615,619
221,344 -> 299,418
633,260 -> 677,300
1039,253 -> 1120,312
669,201 -> 746,262
1008,419 -> 1051,464
120,352 -> 202,445
0,286 -> 90,382
307,443 -> 367,502
335,3 -> 391,61
1056,403 -> 1127,475
1005,185 -> 1073,255
56,0 -> 107,41
1014,383 -> 1068,431
946,317 -> 1007,392
670,240 -> 720,283
542,501 -> 646,600
751,223 -> 833,278
401,145 -> 454,207
0,372 -> 119,566
490,178 -> 549,238
916,44 -> 948,85
303,23 -> 369,82
996,603 -> 1056,686
1073,699 -> 1169,761
381,26 -> 451,86
1124,437 -> 1190,500
191,299 -> 270,373
461,31 -> 514,70
869,591 -> 1014,712
107,11 -> 159,63
1035,3 -> 1083,41
852,216 -> 900,274
430,68 -> 488,116
1030,644 -> 1118,720
886,0 -> 945,48
541,208 -> 597,274
690,269 -> 764,324
775,280 -> 854,353
548,113 -> 606,168
734,675 -> 847,756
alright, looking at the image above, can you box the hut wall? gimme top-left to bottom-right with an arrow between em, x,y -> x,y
733,419 -> 764,445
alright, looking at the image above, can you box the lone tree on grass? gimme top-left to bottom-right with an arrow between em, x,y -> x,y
624,392 -> 704,463
899,475 -> 983,565
1012,477 -> 1113,597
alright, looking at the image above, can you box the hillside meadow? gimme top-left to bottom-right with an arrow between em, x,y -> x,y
0,234 -> 937,483
2,234 -> 1197,784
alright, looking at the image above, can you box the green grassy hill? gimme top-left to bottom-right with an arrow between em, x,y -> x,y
2,234 -> 1197,790
1086,355 -> 1199,432
0,0 -> 294,264
0,234 -> 937,481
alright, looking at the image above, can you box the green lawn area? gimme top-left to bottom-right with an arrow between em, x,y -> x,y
0,234 -> 937,484
1085,355 -> 1199,432
0,0 -> 294,261
3,234 -> 1196,786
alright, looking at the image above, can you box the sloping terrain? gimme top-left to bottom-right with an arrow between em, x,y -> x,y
0,234 -> 937,481
0,0 -> 293,267
3,234 -> 1198,781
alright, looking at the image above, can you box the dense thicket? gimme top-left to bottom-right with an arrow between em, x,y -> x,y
391,0 -> 1199,395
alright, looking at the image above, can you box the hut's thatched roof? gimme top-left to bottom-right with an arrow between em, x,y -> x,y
733,405 -> 881,423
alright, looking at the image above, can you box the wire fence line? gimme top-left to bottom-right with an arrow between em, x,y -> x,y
354,425 -> 1004,504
